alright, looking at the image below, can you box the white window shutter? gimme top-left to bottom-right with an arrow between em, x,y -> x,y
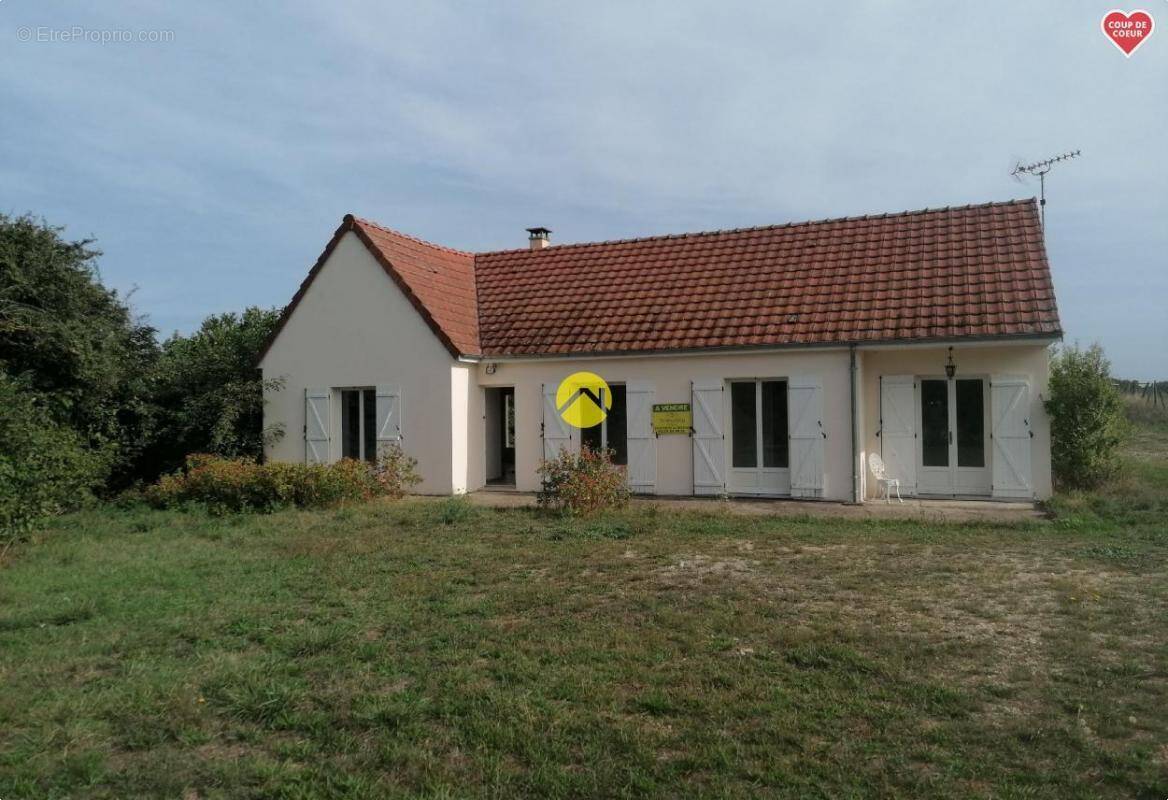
691,380 -> 725,495
788,376 -> 825,498
305,388 -> 330,465
625,381 -> 656,494
375,385 -> 402,455
542,383 -> 572,460
991,376 -> 1033,499
879,376 -> 917,495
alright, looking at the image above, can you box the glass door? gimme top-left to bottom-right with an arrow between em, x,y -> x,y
916,377 -> 991,496
917,379 -> 951,495
953,378 -> 990,495
727,380 -> 790,495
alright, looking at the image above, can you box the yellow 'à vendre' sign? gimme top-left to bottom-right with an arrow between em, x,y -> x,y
652,403 -> 691,434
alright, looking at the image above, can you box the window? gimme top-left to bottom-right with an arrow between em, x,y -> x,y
503,392 -> 515,448
920,379 -> 949,467
580,385 -> 627,465
732,380 -> 789,469
731,382 -> 757,468
956,379 -> 985,468
341,388 -> 377,463
761,381 -> 789,468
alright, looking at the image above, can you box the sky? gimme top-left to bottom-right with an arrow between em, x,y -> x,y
2,1 -> 1165,377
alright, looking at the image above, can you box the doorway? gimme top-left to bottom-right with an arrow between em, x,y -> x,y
484,387 -> 515,487
727,379 -> 791,496
917,377 -> 991,496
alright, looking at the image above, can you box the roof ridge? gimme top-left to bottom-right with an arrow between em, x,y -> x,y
347,214 -> 475,257
472,197 -> 1039,256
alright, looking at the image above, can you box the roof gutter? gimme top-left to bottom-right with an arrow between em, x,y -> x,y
470,332 -> 1062,363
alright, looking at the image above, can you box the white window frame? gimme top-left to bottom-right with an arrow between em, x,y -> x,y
727,378 -> 791,496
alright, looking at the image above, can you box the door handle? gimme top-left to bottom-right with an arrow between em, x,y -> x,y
948,430 -> 953,445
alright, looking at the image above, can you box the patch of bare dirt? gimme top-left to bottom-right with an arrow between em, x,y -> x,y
656,554 -> 760,584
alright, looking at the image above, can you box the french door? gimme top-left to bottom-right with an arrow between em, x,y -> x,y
727,380 -> 790,495
917,377 -> 991,496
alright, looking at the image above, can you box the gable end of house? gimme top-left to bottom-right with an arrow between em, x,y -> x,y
258,214 -> 480,366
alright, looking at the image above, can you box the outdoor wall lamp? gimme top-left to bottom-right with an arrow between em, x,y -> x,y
944,347 -> 957,380
485,363 -> 498,375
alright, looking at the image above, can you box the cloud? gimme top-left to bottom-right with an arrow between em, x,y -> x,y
1,0 -> 1165,374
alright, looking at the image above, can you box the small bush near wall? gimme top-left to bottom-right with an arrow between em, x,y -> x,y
371,443 -> 422,500
537,446 -> 631,516
144,445 -> 419,514
1045,344 -> 1126,490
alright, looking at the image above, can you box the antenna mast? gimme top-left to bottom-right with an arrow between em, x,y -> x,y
1011,150 -> 1081,228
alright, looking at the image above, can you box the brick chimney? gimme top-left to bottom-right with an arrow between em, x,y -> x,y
526,227 -> 551,250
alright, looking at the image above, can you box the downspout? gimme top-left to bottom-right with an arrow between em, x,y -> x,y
850,344 -> 859,504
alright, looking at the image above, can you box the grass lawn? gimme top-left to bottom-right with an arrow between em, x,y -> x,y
2,426 -> 1166,798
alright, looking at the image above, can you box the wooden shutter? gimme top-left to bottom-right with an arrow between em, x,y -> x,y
625,381 -> 656,494
788,376 -> 825,498
375,385 -> 402,456
692,380 -> 725,495
879,375 -> 917,495
541,383 -> 572,460
991,376 -> 1033,499
305,388 -> 330,465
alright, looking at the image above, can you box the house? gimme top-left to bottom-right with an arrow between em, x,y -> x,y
258,199 -> 1061,502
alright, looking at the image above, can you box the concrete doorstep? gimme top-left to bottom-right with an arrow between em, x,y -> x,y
463,491 -> 1043,523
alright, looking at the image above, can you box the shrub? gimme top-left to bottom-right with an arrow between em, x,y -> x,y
537,446 -> 631,516
144,445 -> 420,514
1045,344 -> 1126,490
0,375 -> 106,538
372,442 -> 422,500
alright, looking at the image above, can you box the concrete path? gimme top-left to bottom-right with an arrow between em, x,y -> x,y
465,491 -> 1044,523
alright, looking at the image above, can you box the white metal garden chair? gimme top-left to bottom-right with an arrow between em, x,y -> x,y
868,453 -> 903,503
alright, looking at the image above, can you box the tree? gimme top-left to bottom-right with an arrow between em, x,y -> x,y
2,214 -> 284,502
0,373 -> 105,539
141,307 -> 284,478
1045,344 -> 1126,490
0,214 -> 158,486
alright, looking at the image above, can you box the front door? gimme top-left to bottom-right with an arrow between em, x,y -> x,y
917,377 -> 991,496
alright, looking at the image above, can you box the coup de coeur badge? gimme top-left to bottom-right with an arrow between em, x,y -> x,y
1101,9 -> 1155,56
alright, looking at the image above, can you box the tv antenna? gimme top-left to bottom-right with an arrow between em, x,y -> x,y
1010,150 -> 1080,228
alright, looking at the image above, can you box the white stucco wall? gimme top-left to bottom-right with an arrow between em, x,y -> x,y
451,365 -> 472,494
260,232 -> 458,494
470,342 -> 1053,501
473,349 -> 856,499
859,343 -> 1053,500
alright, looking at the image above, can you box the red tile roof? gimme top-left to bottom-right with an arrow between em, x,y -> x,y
262,199 -> 1061,361
350,218 -> 479,356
